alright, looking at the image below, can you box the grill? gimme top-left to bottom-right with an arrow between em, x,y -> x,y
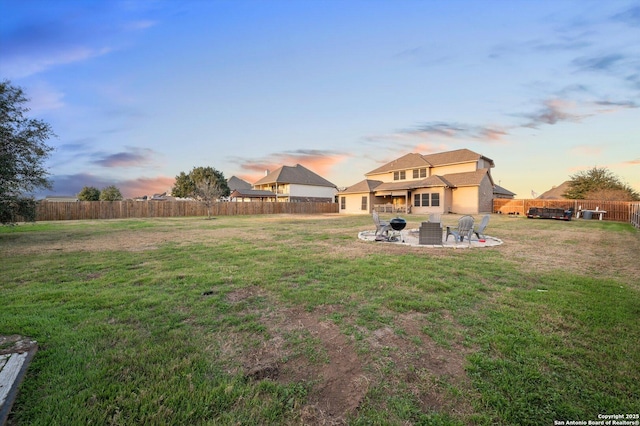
390,217 -> 407,231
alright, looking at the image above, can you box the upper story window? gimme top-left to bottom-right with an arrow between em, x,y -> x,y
393,170 -> 406,181
412,168 -> 427,178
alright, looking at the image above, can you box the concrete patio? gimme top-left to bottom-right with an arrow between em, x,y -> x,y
358,229 -> 503,248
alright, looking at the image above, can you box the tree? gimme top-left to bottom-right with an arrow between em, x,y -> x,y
563,166 -> 640,201
99,185 -> 123,201
172,166 -> 230,218
77,186 -> 101,201
1,80 -> 55,224
172,171 -> 196,198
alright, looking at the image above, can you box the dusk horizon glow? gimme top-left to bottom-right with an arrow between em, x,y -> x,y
2,0 -> 638,199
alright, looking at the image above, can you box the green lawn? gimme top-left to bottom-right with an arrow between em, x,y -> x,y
1,214 -> 639,425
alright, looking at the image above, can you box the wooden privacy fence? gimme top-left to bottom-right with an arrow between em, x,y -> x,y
35,201 -> 338,221
493,199 -> 635,223
631,203 -> 640,229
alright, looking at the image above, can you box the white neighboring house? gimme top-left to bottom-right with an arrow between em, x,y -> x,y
252,164 -> 337,203
338,148 -> 507,215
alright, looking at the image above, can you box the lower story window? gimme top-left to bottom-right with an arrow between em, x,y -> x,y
414,192 -> 440,207
341,196 -> 346,209
361,196 -> 367,210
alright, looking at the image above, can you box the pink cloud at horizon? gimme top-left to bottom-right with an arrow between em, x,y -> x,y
118,176 -> 175,198
235,151 -> 349,185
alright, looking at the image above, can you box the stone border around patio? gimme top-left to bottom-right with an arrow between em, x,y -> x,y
0,336 -> 38,426
358,229 -> 503,248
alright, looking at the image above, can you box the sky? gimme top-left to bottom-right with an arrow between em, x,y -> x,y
1,0 -> 639,199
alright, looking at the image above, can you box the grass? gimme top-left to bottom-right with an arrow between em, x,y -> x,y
1,214 -> 639,425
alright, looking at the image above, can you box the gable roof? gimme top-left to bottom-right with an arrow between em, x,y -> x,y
439,168 -> 493,187
365,148 -> 494,176
422,148 -> 494,167
493,184 -> 516,197
227,176 -> 252,191
253,164 -> 336,188
339,179 -> 383,194
365,153 -> 431,176
537,181 -> 570,199
373,175 -> 453,192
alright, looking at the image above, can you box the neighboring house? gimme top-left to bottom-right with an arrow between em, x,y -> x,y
338,148 -> 503,215
227,176 -> 276,201
252,164 -> 337,203
493,184 -> 516,199
537,181 -> 571,199
227,176 -> 252,192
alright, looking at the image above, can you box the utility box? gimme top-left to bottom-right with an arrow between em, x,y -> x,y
419,222 -> 442,245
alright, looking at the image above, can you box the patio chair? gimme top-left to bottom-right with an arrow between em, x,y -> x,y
445,215 -> 475,243
473,214 -> 490,240
372,210 -> 391,240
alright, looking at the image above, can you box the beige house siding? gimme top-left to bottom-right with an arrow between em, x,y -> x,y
410,187 -> 446,215
451,186 -> 479,214
339,193 -> 374,214
431,162 -> 476,175
449,176 -> 494,214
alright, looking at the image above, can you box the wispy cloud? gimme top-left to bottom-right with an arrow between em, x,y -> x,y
232,149 -> 349,183
26,82 -> 66,112
520,98 -> 588,128
0,3 -> 157,78
612,5 -> 640,27
569,145 -> 603,157
572,53 -> 626,73
123,20 -> 158,31
92,147 -> 158,168
119,176 -> 175,198
394,45 -> 453,67
592,99 -> 638,113
620,158 -> 640,166
48,173 -> 174,198
363,121 -> 509,147
489,35 -> 592,60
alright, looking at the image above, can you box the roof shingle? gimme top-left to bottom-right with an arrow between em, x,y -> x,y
253,164 -> 336,188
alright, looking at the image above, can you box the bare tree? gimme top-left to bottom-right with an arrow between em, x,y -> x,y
173,166 -> 230,219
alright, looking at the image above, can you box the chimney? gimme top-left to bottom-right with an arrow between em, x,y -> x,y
265,170 -> 269,176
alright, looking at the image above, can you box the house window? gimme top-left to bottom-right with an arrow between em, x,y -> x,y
422,193 -> 429,206
340,196 -> 346,210
393,171 -> 406,181
414,194 -> 421,207
431,193 -> 440,207
361,196 -> 367,211
414,168 -> 427,178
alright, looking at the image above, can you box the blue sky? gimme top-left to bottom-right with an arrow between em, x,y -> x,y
2,0 -> 639,198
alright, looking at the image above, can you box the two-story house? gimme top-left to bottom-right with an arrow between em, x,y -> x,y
252,164 -> 337,203
338,148 -> 496,215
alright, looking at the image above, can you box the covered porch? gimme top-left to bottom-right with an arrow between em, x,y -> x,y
372,189 -> 411,213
